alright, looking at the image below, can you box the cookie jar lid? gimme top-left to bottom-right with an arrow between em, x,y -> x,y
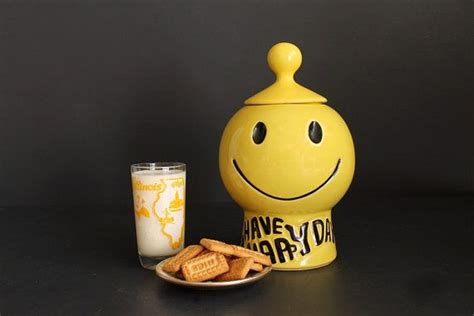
244,42 -> 327,105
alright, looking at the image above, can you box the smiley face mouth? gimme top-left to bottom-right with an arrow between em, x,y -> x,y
232,158 -> 341,201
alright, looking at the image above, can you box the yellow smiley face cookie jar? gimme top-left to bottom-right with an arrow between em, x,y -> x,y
219,42 -> 355,270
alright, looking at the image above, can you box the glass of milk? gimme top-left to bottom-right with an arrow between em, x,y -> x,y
130,162 -> 186,270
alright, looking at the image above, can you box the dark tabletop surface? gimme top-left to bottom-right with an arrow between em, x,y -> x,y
1,194 -> 473,316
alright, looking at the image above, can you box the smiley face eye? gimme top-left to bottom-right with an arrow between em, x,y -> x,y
252,122 -> 267,144
308,121 -> 323,144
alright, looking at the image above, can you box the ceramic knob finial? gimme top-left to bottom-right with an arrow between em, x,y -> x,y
267,42 -> 302,80
245,42 -> 326,106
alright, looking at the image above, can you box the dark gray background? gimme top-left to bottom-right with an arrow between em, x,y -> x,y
1,2 -> 473,315
0,0 -> 473,207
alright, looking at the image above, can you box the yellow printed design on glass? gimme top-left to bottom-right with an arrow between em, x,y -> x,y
132,172 -> 186,258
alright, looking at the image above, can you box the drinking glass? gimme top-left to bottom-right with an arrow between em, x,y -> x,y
131,162 -> 186,270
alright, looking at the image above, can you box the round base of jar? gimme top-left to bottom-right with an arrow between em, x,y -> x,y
242,209 -> 337,270
271,257 -> 336,271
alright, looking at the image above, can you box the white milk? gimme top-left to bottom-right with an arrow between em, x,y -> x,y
131,169 -> 186,257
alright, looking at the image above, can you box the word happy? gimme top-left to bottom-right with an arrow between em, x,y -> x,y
242,215 -> 335,264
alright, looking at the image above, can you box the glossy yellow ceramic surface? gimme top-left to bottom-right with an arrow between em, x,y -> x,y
219,43 -> 355,270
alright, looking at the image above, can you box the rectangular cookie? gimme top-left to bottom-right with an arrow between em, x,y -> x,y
181,252 -> 229,282
231,245 -> 272,266
200,238 -> 234,256
162,245 -> 204,273
214,257 -> 254,281
250,262 -> 264,272
197,249 -> 211,257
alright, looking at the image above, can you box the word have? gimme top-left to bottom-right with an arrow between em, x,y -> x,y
242,216 -> 335,264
